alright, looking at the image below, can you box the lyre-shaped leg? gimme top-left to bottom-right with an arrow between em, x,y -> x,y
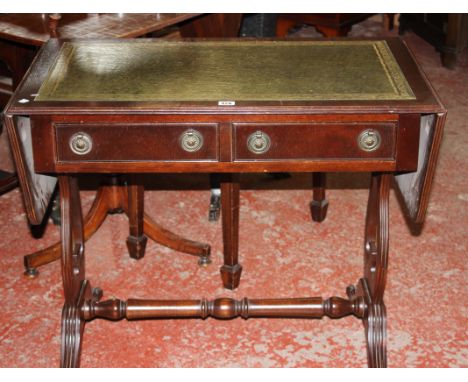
59,176 -> 104,367
346,173 -> 390,367
59,175 -> 86,368
363,173 -> 390,367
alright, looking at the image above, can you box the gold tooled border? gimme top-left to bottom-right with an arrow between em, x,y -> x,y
36,43 -> 76,100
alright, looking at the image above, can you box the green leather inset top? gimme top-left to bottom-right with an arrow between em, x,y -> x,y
36,40 -> 415,102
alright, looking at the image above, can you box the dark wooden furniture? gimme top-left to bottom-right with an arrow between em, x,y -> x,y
0,13 -> 203,45
276,14 -> 374,37
0,13 -> 242,264
399,13 -> 468,69
0,13 -> 204,198
4,38 -> 445,367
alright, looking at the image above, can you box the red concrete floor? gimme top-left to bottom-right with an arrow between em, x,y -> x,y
0,17 -> 467,367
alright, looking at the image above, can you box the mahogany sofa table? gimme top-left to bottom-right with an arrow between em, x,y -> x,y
4,38 -> 445,367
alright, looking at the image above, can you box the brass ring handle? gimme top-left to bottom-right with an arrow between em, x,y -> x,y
357,129 -> 381,152
247,131 -> 271,154
180,129 -> 203,152
69,132 -> 93,155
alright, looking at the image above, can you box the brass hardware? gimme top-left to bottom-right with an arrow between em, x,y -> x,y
180,129 -> 203,152
247,131 -> 271,154
69,133 -> 93,155
358,129 -> 381,152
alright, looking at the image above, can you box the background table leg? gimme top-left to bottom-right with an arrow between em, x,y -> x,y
220,175 -> 242,290
310,172 -> 329,222
126,177 -> 147,260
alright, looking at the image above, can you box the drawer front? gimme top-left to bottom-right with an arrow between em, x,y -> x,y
234,123 -> 396,161
55,123 -> 218,162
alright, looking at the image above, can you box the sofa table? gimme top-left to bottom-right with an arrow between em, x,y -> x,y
4,38 -> 445,367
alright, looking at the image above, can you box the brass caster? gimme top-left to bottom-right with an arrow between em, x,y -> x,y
24,267 -> 39,278
198,256 -> 212,267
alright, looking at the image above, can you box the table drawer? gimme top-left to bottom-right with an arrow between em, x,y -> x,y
233,123 -> 396,161
55,123 -> 219,162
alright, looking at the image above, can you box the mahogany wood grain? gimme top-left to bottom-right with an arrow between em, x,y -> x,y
55,123 -> 219,163
395,114 -> 421,171
233,122 -> 396,161
82,295 -> 366,321
31,114 -> 404,175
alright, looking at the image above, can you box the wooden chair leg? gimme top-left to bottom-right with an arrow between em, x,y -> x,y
310,172 -> 328,222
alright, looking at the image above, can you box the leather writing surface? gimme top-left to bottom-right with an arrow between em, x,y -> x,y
36,40 -> 415,102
